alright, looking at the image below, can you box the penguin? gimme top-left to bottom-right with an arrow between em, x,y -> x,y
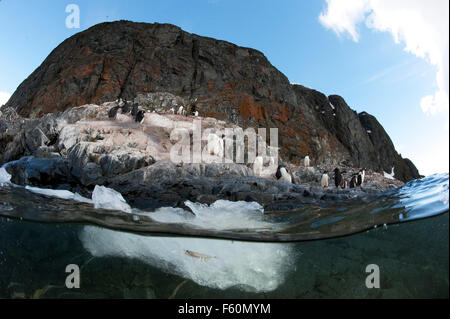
275,164 -> 284,179
135,110 -> 145,123
170,107 -> 175,114
108,106 -> 120,119
122,102 -> 131,114
177,106 -> 184,115
349,174 -> 357,188
194,111 -> 199,117
321,171 -> 329,188
334,168 -> 342,188
207,133 -> 224,156
131,103 -> 139,117
276,165 -> 292,183
356,168 -> 366,187
304,155 -> 310,167
253,156 -> 263,176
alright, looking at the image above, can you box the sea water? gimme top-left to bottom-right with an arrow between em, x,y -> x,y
0,171 -> 448,298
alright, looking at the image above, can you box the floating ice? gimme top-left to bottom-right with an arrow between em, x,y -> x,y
148,200 -> 271,230
80,226 -> 294,292
0,167 -> 11,185
92,185 -> 132,213
25,185 -> 92,203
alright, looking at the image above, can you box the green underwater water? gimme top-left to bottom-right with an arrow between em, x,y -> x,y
0,213 -> 447,299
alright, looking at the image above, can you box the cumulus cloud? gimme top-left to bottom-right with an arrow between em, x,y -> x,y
0,91 -> 11,106
319,0 -> 449,116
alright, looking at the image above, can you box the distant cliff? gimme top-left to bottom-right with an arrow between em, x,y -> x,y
3,20 -> 420,181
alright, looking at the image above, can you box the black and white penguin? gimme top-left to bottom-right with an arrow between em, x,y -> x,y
276,165 -> 292,183
108,106 -> 120,119
321,171 -> 329,188
131,103 -> 139,117
356,168 -> 366,187
304,155 -> 310,167
334,168 -> 342,187
349,174 -> 357,188
135,110 -> 145,123
121,102 -> 131,114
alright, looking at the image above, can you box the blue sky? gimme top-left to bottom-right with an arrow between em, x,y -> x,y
0,0 -> 448,175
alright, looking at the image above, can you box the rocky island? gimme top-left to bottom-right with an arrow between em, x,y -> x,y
0,20 -> 420,212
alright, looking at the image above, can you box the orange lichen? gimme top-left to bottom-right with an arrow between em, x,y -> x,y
239,94 -> 263,121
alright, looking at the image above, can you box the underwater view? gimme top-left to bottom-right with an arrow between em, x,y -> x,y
0,170 -> 448,298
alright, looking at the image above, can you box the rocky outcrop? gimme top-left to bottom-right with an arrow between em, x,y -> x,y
2,20 -> 420,181
0,102 -> 405,210
357,112 -> 420,181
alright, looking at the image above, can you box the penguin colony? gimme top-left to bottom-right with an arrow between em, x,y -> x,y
108,99 -> 200,123
108,102 -> 370,189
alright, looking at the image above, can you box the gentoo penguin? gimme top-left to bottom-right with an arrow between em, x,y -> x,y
276,165 -> 292,183
135,110 -> 145,123
304,155 -> 310,167
194,111 -> 199,117
253,156 -> 263,176
321,171 -> 329,188
170,107 -> 175,114
334,168 -> 342,188
177,106 -> 184,115
108,106 -> 120,119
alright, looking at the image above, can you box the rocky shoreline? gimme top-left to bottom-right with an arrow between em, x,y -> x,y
1,97 -> 405,212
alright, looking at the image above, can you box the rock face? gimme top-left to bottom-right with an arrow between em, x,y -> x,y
3,20 -> 419,181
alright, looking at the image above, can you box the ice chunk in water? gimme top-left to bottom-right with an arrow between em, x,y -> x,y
25,185 -> 92,204
149,200 -> 271,230
0,167 -> 11,184
92,185 -> 132,213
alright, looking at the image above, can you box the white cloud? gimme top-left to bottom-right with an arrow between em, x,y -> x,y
319,0 -> 449,116
0,91 -> 11,106
319,0 -> 370,42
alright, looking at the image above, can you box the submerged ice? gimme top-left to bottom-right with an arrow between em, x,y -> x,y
80,183 -> 294,292
80,226 -> 294,292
